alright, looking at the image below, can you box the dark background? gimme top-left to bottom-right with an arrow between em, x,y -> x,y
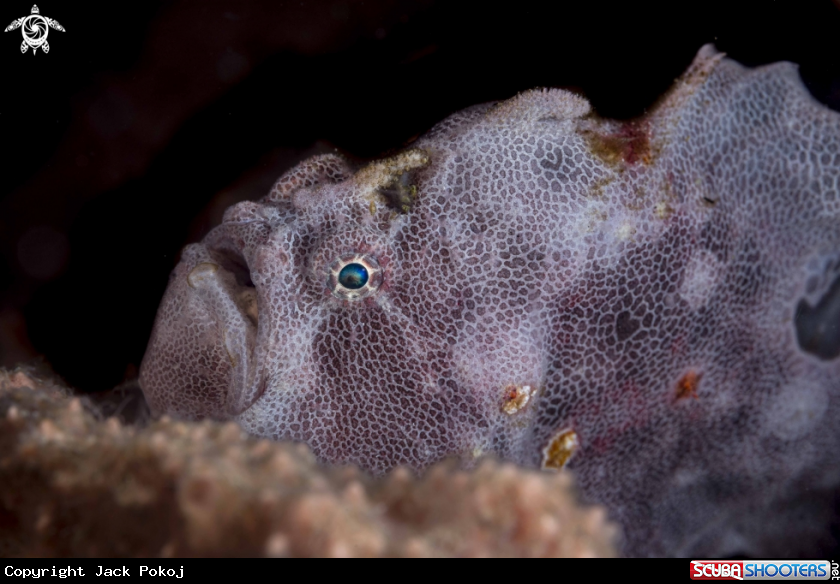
1,0 -> 839,393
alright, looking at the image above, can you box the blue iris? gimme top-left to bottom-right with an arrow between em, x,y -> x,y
338,263 -> 369,289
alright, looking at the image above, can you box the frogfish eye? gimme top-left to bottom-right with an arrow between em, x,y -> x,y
338,263 -> 368,289
327,253 -> 383,301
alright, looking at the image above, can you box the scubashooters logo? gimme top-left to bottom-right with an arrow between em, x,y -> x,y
691,560 -> 833,580
4,5 -> 65,54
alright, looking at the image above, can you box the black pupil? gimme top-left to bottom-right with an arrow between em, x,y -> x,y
338,263 -> 369,290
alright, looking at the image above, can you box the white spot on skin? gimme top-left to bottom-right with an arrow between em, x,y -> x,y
768,379 -> 828,440
615,222 -> 636,241
679,249 -> 722,310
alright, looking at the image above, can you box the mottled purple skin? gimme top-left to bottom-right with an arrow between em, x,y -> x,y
140,46 -> 840,556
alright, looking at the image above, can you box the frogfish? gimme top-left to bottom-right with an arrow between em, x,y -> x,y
140,46 -> 840,556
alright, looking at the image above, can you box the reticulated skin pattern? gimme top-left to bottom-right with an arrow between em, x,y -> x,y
140,45 -> 840,557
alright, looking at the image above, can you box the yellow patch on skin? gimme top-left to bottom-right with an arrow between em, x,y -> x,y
676,370 -> 702,400
358,149 -> 429,195
654,201 -> 673,219
501,384 -> 534,415
187,263 -> 219,288
587,176 -> 615,200
222,331 -> 236,368
237,288 -> 259,326
541,429 -> 578,471
584,132 -> 627,167
356,148 -> 429,215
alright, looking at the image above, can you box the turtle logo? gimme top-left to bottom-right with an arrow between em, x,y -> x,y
4,5 -> 65,54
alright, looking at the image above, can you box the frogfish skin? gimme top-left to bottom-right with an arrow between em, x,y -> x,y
140,45 -> 840,557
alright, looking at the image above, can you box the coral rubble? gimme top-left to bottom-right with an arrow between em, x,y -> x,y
0,368 -> 616,557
